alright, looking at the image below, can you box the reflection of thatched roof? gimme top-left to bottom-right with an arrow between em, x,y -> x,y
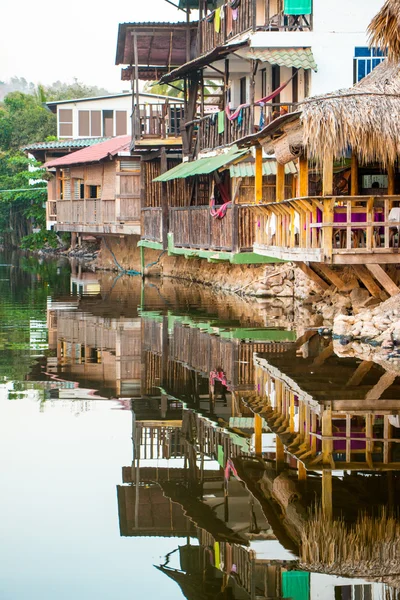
368,0 -> 400,63
301,60 -> 400,166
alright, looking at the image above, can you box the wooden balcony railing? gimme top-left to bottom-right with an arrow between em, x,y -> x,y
197,103 -> 298,152
170,204 -> 256,252
254,196 -> 400,264
55,198 -> 141,228
133,103 -> 184,140
141,207 -> 163,243
198,0 -> 312,55
199,0 -> 254,54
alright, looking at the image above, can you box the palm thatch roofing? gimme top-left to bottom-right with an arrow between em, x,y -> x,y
368,0 -> 400,63
300,59 -> 400,166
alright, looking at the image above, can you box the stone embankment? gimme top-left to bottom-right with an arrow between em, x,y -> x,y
333,295 -> 400,373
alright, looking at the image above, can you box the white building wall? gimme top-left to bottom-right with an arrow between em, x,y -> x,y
310,573 -> 386,600
250,0 -> 384,96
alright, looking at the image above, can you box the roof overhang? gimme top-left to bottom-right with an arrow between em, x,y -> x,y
153,146 -> 249,181
158,38 -> 250,84
236,112 -> 302,149
115,22 -> 198,67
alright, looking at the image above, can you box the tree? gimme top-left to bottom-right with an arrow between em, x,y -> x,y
144,81 -> 184,98
1,91 -> 56,151
44,78 -> 109,101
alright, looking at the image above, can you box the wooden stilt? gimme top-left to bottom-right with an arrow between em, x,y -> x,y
299,152 -> 309,197
322,154 -> 333,196
254,413 -> 262,456
298,462 -> 307,481
366,264 -> 399,297
351,153 -> 359,196
276,436 -> 285,470
255,145 -> 263,204
388,164 -> 395,196
276,162 -> 285,202
322,469 -> 333,519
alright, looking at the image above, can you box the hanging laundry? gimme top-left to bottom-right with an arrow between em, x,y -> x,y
218,110 -> 225,134
259,107 -> 265,129
237,108 -> 243,126
214,7 -> 221,32
232,8 -> 238,20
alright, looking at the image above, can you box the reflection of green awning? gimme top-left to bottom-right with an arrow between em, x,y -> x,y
230,160 -> 297,178
153,147 -> 248,182
282,571 -> 310,600
284,0 -> 312,15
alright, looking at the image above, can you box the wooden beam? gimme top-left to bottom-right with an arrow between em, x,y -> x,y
312,342 -> 334,368
352,265 -> 384,298
388,164 -> 395,196
365,371 -> 397,401
314,264 -> 347,291
298,152 -> 309,197
346,361 -> 374,387
254,413 -> 262,456
298,462 -> 307,481
296,261 -> 330,291
255,146 -> 263,204
366,264 -> 400,297
276,436 -> 285,470
322,469 -> 333,519
322,155 -> 333,196
351,153 -> 358,196
276,161 -> 285,202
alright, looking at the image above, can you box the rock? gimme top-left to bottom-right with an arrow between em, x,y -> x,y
350,288 -> 371,309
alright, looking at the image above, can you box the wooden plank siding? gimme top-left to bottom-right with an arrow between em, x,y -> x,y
54,159 -> 141,236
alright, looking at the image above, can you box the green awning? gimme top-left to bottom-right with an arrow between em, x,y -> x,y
153,147 -> 249,182
284,0 -> 312,15
282,571 -> 310,600
230,160 -> 297,178
240,47 -> 317,71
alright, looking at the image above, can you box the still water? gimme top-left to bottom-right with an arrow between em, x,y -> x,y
0,251 -> 400,600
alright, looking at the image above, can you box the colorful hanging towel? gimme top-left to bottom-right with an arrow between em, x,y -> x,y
232,8 -> 238,20
210,197 -> 231,219
214,7 -> 221,32
217,110 -> 225,134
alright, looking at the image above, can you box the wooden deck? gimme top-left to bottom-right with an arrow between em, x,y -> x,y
253,195 -> 400,264
55,198 -> 140,235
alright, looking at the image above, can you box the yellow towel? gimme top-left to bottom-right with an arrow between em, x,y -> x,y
214,7 -> 221,32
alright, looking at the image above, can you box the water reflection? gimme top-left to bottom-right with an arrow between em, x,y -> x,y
2,253 -> 400,599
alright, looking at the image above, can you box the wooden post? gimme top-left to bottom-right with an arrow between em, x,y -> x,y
321,407 -> 333,467
351,153 -> 359,196
299,152 -> 309,197
276,162 -> 285,202
160,148 -> 168,251
133,32 -> 140,142
71,232 -> 77,250
255,145 -> 263,203
276,436 -> 285,471
388,164 -> 395,195
254,413 -> 262,456
322,198 -> 334,263
322,469 -> 333,520
322,154 -> 333,196
298,462 -> 307,481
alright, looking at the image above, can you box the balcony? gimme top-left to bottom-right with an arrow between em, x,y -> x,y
199,0 -> 312,55
133,103 -> 184,142
197,103 -> 298,152
55,197 -> 141,235
253,195 -> 400,265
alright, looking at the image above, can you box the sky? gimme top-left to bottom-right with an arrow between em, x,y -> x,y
1,0 -> 190,93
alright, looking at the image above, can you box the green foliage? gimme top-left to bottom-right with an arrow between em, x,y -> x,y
20,230 -> 59,250
144,80 -> 184,98
43,78 -> 109,101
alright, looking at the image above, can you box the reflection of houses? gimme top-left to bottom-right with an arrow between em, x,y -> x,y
54,309 -> 141,398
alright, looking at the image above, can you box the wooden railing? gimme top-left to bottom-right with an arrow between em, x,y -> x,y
136,103 -> 184,139
141,207 -> 163,243
197,103 -> 298,152
170,204 -> 257,252
254,196 -> 400,263
47,200 -> 57,222
56,198 -> 141,226
199,0 -> 254,54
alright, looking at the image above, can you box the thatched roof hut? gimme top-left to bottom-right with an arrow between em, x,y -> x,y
300,59 -> 400,166
368,0 -> 400,63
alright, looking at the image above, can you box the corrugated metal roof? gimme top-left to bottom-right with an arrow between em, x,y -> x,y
44,135 -> 131,168
230,160 -> 297,177
153,147 -> 249,181
240,47 -> 317,71
23,138 -> 110,151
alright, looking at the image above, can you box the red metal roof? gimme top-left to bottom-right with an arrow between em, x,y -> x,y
44,135 -> 131,168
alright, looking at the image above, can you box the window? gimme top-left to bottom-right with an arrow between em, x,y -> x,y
354,47 -> 385,83
78,110 -> 90,137
87,185 -> 101,199
59,169 -> 71,200
59,109 -> 73,137
73,179 -> 85,199
261,68 -> 267,99
78,110 -> 102,137
116,110 -> 127,135
239,77 -> 247,105
91,111 -> 101,136
292,67 -> 298,103
103,110 -> 114,136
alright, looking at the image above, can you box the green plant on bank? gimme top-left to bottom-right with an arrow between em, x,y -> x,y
20,229 -> 59,250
